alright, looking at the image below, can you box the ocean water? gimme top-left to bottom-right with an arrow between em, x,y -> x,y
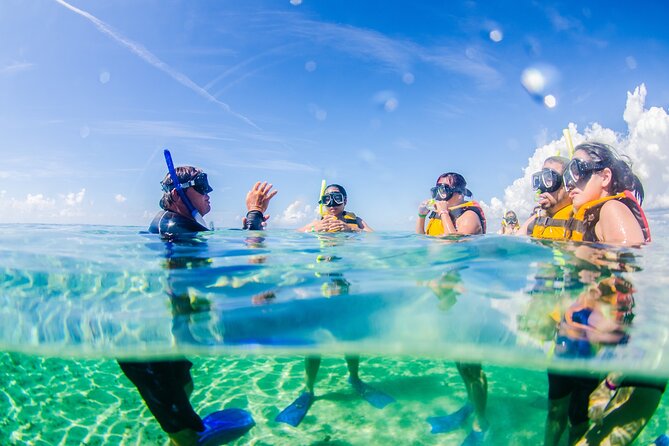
1,212 -> 669,445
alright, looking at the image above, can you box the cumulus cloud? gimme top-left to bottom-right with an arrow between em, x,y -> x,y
0,189 -> 87,222
272,200 -> 314,227
115,194 -> 127,203
488,84 -> 669,218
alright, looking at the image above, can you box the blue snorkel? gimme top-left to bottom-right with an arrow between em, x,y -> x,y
163,149 -> 210,230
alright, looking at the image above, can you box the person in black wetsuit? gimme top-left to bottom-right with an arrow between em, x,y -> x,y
118,166 -> 276,446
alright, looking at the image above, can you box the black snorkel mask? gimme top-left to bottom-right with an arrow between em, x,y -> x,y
562,158 -> 605,190
531,168 -> 562,193
162,172 -> 213,195
430,184 -> 464,201
319,192 -> 345,207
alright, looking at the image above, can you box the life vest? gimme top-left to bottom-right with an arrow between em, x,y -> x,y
324,211 -> 363,230
528,205 -> 573,240
566,191 -> 651,243
425,201 -> 486,236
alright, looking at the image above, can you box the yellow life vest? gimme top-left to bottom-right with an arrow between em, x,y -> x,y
529,204 -> 573,240
340,211 -> 363,230
566,191 -> 651,243
425,201 -> 486,236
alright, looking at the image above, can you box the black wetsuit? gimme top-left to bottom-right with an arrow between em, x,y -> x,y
118,208 -> 265,434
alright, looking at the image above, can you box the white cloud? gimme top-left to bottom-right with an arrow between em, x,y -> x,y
272,200 -> 314,227
490,84 -> 669,219
64,189 -> 86,206
115,194 -> 127,203
0,189 -> 88,223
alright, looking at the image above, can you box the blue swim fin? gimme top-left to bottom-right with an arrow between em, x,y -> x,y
427,403 -> 474,434
275,392 -> 315,427
349,377 -> 396,409
461,428 -> 487,446
197,408 -> 255,446
654,434 -> 669,446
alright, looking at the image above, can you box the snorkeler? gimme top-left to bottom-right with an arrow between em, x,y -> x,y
277,184 -> 391,427
118,152 -> 277,446
520,156 -> 602,446
417,173 -> 488,444
556,143 -> 662,445
498,210 -> 520,235
416,172 -> 486,236
298,184 -> 372,232
518,156 -> 572,239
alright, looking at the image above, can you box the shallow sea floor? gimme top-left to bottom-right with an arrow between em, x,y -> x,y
1,352 -> 668,445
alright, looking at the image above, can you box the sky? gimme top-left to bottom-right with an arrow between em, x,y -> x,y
1,0 -> 669,230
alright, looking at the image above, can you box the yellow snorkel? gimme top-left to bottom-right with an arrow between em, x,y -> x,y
563,128 -> 575,158
318,179 -> 326,216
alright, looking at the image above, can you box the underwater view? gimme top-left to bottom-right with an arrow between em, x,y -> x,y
1,211 -> 668,445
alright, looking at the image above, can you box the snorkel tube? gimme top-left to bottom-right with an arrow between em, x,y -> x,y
318,179 -> 327,216
563,128 -> 575,158
163,149 -> 209,230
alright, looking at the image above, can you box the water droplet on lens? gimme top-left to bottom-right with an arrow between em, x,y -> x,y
99,71 -> 110,84
489,29 -> 503,42
544,95 -> 557,108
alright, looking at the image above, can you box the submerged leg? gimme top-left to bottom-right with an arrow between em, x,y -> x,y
544,395 -> 569,446
305,355 -> 322,393
345,355 -> 360,380
456,362 -> 488,431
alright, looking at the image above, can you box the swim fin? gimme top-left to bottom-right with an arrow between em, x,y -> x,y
654,434 -> 669,446
461,428 -> 487,446
349,377 -> 396,409
427,403 -> 474,434
275,392 -> 315,427
197,408 -> 255,446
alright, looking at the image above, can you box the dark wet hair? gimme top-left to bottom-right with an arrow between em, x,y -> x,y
574,142 -> 645,204
325,184 -> 347,198
544,156 -> 569,173
159,166 -> 204,210
436,172 -> 472,197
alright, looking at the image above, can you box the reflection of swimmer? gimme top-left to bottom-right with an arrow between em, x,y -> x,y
119,161 -> 276,446
275,269 -> 395,427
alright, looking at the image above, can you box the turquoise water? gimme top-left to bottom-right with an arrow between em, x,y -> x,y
1,213 -> 669,444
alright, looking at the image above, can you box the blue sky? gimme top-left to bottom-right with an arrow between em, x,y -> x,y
1,0 -> 669,229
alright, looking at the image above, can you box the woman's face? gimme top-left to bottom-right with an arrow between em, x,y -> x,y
566,149 -> 608,211
322,187 -> 346,216
436,176 -> 462,204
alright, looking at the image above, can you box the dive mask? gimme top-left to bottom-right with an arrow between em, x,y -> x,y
430,184 -> 460,201
503,215 -> 518,225
320,192 -> 345,207
563,158 -> 605,190
531,168 -> 562,193
162,172 -> 213,195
